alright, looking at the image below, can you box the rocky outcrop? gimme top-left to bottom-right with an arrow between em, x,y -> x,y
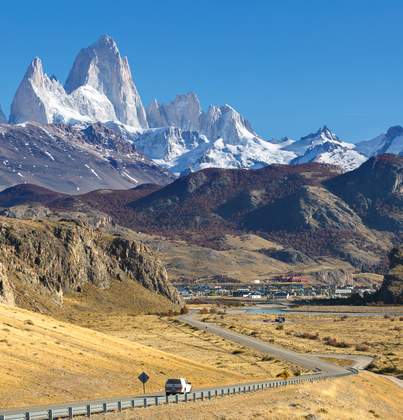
373,247 -> 403,304
0,217 -> 182,309
309,269 -> 353,287
260,248 -> 314,265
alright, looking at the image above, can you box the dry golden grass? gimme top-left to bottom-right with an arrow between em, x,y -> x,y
291,305 -> 403,313
72,312 -> 298,380
90,372 -> 403,420
0,304 -> 259,409
204,310 -> 403,378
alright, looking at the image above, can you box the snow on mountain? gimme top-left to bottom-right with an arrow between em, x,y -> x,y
0,106 -> 6,124
356,126 -> 403,157
65,35 -> 147,129
137,95 -> 295,173
10,36 -> 147,128
9,58 -> 88,125
291,140 -> 367,172
283,126 -> 341,155
0,122 -> 172,194
146,93 -> 201,130
287,126 -> 366,171
134,126 -> 209,167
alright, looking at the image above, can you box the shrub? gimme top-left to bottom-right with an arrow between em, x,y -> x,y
199,307 -> 210,314
323,336 -> 351,348
295,332 -> 319,340
276,325 -> 284,330
179,306 -> 189,315
355,343 -> 369,352
231,349 -> 244,355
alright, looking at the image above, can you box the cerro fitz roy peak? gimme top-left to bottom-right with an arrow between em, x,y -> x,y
3,34 -> 403,178
10,35 -> 148,129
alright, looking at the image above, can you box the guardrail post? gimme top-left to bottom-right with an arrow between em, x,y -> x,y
143,398 -> 147,408
155,396 -> 159,405
131,400 -> 135,408
227,388 -> 230,396
0,415 -> 4,420
215,389 -> 218,397
221,389 -> 224,397
118,401 -> 122,412
201,391 -> 204,401
25,413 -> 31,420
208,390 -> 211,400
166,395 -> 169,404
193,392 -> 196,401
184,393 -> 187,403
68,407 -> 73,419
243,385 -> 246,393
48,409 -> 53,420
86,404 -> 91,417
175,395 -> 179,403
103,403 -> 107,413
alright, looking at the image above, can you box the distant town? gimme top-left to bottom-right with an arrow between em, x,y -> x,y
174,275 -> 377,302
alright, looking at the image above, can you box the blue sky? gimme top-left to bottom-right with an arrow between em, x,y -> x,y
1,0 -> 402,141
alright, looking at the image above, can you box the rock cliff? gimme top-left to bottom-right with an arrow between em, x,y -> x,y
374,247 -> 403,304
0,217 -> 182,311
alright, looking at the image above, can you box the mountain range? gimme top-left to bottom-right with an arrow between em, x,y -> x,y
1,154 -> 401,273
0,35 -> 402,192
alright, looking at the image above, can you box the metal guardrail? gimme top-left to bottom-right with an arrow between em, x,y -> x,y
0,370 -> 357,420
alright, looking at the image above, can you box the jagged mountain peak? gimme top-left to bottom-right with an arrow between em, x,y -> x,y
95,34 -> 119,51
385,125 -> 403,139
302,125 -> 339,143
9,36 -> 147,129
64,36 -> 147,129
146,92 -> 201,131
356,125 -> 403,157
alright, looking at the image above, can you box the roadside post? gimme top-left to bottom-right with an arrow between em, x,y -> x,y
138,371 -> 150,395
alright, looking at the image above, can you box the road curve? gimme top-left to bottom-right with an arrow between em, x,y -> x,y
2,311 -> 364,420
178,312 -> 351,375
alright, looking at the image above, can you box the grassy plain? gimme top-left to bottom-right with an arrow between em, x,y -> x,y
202,308 -> 403,378
0,304 -> 297,409
0,304 -> 265,409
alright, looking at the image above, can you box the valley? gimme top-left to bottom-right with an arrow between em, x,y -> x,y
0,21 -> 402,420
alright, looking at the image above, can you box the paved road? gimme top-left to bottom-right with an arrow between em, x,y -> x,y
178,312 -> 355,375
2,310 -> 363,419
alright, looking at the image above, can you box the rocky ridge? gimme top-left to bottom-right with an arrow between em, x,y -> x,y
0,216 -> 182,310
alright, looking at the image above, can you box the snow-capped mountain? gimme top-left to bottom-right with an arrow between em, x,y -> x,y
65,35 -> 147,128
138,94 -> 295,173
291,139 -> 367,172
356,126 -> 403,157
284,126 -> 339,155
146,93 -> 201,131
0,106 -> 6,124
284,126 -> 366,172
0,122 -> 172,193
10,36 -> 147,129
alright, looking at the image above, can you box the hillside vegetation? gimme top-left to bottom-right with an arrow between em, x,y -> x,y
0,304 -> 252,409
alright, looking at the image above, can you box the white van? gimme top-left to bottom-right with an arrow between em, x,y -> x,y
165,378 -> 192,396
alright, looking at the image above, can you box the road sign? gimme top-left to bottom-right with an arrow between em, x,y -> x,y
138,372 -> 150,394
138,372 -> 149,383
